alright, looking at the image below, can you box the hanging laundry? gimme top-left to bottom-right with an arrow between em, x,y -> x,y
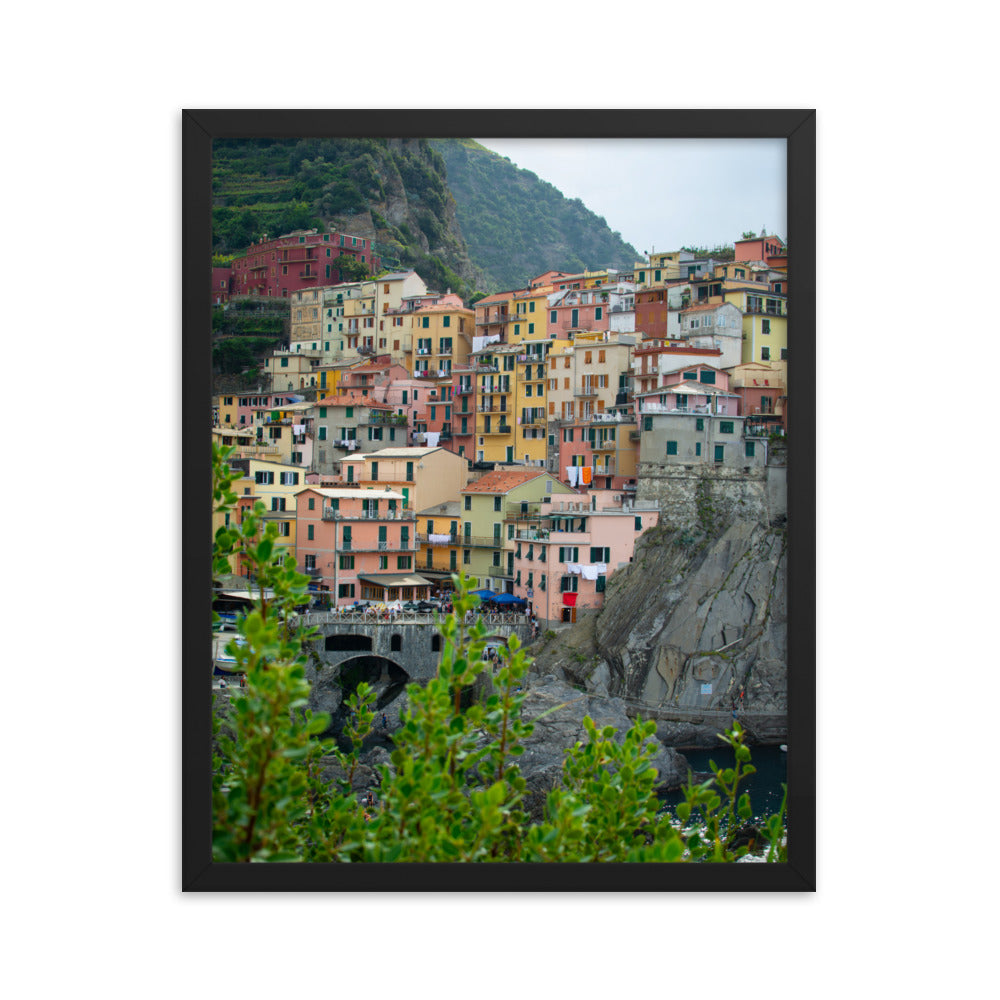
581,565 -> 600,581
424,431 -> 440,447
580,467 -> 592,485
567,563 -> 582,575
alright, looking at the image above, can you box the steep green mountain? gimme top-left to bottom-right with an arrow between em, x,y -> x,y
212,137 -> 643,297
212,137 -> 481,298
429,139 -> 641,291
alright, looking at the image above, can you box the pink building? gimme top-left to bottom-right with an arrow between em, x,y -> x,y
547,287 -> 611,337
509,493 -> 659,625
294,487 -> 428,606
635,364 -> 740,418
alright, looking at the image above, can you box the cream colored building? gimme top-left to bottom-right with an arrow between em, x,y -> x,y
546,331 -> 636,423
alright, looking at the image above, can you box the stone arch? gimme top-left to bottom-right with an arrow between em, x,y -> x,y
337,654 -> 410,710
326,633 -> 373,653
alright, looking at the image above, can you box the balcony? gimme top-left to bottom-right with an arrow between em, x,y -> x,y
455,385 -> 474,395
477,404 -> 508,414
574,386 -> 598,397
481,424 -> 512,435
322,508 -> 415,521
416,533 -> 460,546
460,535 -> 506,549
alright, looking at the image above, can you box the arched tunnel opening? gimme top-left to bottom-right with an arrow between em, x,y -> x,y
332,655 -> 410,751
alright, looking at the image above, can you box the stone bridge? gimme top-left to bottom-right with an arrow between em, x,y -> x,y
301,611 -> 533,684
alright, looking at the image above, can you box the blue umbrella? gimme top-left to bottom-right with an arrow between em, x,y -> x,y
493,592 -> 526,605
471,589 -> 495,600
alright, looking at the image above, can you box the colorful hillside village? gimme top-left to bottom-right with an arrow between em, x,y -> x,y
212,229 -> 788,626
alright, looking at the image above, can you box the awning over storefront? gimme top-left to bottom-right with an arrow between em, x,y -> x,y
357,574 -> 433,588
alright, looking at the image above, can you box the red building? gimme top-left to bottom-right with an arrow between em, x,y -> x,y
733,234 -> 786,265
229,229 -> 380,299
212,266 -> 232,305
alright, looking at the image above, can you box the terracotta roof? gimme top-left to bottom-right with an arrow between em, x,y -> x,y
462,468 -> 547,495
475,291 -> 516,306
681,302 -> 740,314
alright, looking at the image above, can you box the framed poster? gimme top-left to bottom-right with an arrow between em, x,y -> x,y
183,109 -> 815,891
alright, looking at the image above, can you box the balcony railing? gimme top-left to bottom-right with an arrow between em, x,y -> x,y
416,533 -> 461,546
460,535 -> 506,549
322,508 -> 415,521
574,386 -> 598,397
340,540 -> 416,552
477,404 -> 508,414
481,424 -> 512,435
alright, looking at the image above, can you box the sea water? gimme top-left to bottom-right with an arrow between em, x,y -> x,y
659,744 -> 788,822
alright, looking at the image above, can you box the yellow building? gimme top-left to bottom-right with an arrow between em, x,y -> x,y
408,295 -> 474,379
505,288 -> 549,344
415,500 -> 463,589
720,288 -> 788,365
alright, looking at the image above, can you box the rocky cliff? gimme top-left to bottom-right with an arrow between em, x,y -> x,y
528,520 -> 787,745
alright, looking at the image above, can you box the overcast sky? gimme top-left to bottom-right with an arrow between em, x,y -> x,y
475,138 -> 786,257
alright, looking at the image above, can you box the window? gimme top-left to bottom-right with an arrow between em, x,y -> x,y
643,416 -> 652,431
595,575 -> 606,593
696,442 -> 701,456
745,441 -> 756,458
666,441 -> 678,455
493,496 -> 502,512
464,495 -> 471,510
762,319 -> 770,335
338,584 -> 355,598
379,556 -> 388,570
700,370 -> 716,385
308,498 -> 315,510
307,525 -> 314,540
714,445 -> 725,463
634,516 -> 642,531
339,555 -> 354,570
761,347 -> 770,361
595,307 -> 602,321
560,576 -> 578,593
318,426 -> 327,440
550,311 -> 557,323
719,421 -> 735,434
589,547 -> 610,562
780,348 -> 788,360
696,418 -> 704,431
397,556 -> 412,570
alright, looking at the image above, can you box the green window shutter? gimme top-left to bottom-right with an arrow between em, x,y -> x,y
346,406 -> 353,418
443,315 -> 450,327
406,462 -> 413,480
666,441 -> 678,455
696,443 -> 702,456
715,445 -> 725,462
308,498 -> 315,510
720,421 -> 734,434
700,370 -> 716,384
683,371 -> 698,380
371,462 -> 378,480
696,418 -> 704,431
596,575 -> 606,593
595,307 -> 602,320
745,441 -> 756,458
307,525 -> 314,540
643,416 -> 652,431
635,516 -> 642,530
422,316 -> 429,328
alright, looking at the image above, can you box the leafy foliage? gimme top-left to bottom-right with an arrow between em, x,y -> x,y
211,444 -> 787,863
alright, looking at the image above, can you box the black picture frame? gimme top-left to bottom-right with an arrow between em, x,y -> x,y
183,109 -> 815,891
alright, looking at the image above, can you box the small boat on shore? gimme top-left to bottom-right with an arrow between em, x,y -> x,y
213,625 -> 244,675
